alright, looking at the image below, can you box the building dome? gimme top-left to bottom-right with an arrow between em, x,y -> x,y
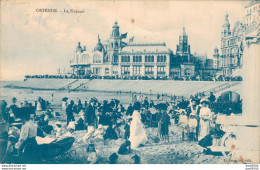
76,42 -> 83,52
94,35 -> 103,52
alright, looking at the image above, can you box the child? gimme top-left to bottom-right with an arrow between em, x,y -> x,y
178,111 -> 188,141
124,121 -> 130,139
54,122 -> 63,138
87,144 -> 98,164
188,114 -> 198,141
131,154 -> 141,164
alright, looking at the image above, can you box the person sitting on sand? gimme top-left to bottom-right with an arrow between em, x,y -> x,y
109,153 -> 119,164
118,140 -> 131,155
54,122 -> 64,138
103,124 -> 118,140
131,154 -> 141,164
37,113 -> 53,135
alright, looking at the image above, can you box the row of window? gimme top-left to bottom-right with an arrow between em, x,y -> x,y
145,56 -> 154,62
157,55 -> 167,62
121,66 -> 166,74
133,56 -> 142,62
121,55 -> 167,63
121,56 -> 130,62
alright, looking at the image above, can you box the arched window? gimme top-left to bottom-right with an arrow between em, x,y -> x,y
184,68 -> 192,76
93,54 -> 102,63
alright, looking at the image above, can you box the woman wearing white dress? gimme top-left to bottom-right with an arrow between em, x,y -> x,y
198,101 -> 212,141
129,102 -> 148,149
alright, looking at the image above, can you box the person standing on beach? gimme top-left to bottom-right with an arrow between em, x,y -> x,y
84,99 -> 96,129
129,102 -> 148,149
198,101 -> 212,141
159,108 -> 171,143
66,100 -> 75,125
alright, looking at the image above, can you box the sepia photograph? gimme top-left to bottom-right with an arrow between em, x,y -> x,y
0,0 -> 259,168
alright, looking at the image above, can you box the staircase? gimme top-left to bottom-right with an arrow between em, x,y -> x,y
58,79 -> 78,90
72,79 -> 93,91
203,81 -> 241,96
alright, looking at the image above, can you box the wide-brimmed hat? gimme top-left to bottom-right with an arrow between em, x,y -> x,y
62,97 -> 68,102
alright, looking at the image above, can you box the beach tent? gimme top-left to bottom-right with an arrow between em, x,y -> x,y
220,91 -> 240,103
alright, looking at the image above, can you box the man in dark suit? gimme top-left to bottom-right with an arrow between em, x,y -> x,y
84,99 -> 96,128
66,100 -> 75,125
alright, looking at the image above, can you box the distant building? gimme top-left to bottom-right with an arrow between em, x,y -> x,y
219,13 -> 245,76
118,43 -> 172,78
170,27 -> 196,78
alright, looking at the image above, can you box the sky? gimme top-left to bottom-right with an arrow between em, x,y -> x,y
1,0 -> 249,80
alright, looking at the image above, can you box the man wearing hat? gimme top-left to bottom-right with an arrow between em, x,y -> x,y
9,97 -> 20,119
15,112 -> 38,162
84,99 -> 96,129
66,100 -> 75,126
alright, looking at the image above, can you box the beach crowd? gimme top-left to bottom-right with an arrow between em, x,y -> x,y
0,90 -> 241,164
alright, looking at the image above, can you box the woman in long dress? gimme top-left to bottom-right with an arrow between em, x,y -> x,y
198,101 -> 212,141
129,102 -> 148,149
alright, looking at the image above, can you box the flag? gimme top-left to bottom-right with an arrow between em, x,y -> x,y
129,36 -> 134,43
120,32 -> 127,39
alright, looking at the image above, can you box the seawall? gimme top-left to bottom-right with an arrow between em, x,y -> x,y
2,78 -> 242,97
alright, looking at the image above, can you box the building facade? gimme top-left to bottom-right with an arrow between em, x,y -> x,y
215,0 -> 260,76
118,43 -> 172,78
170,27 -> 198,78
70,21 -> 213,79
70,21 -> 174,78
219,14 -> 245,76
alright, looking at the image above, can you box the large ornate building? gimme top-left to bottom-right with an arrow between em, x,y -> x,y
70,21 -> 212,79
213,0 -> 260,76
70,21 -> 173,78
215,14 -> 245,76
